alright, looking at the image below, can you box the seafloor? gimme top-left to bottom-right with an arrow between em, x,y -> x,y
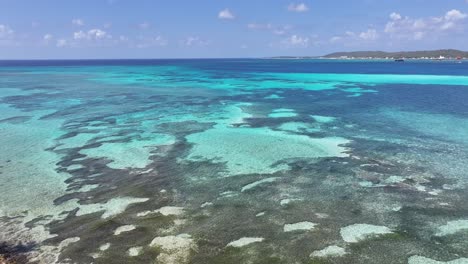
0,59 -> 468,264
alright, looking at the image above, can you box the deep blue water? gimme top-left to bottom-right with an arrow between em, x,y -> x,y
1,58 -> 468,75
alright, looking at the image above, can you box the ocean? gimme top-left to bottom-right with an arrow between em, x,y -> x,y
1,59 -> 468,263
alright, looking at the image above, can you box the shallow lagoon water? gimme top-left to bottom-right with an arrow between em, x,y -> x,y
1,59 -> 468,264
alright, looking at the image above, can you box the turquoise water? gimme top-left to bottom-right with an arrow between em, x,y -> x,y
1,59 -> 468,263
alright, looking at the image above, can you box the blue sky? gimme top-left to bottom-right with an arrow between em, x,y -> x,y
1,0 -> 467,59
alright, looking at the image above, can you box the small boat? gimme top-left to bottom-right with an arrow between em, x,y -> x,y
394,58 -> 405,62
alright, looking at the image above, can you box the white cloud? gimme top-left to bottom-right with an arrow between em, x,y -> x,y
329,28 -> 378,45
329,36 -> 342,43
136,35 -> 167,48
0,24 -> 15,46
287,3 -> 309,12
56,39 -> 67,47
359,29 -> 378,40
413,31 -> 425,40
390,12 -> 402,21
247,23 -> 291,35
0,24 -> 14,39
218,9 -> 235,19
72,19 -> 84,26
384,9 -> 467,40
273,29 -> 286,35
282,34 -> 309,47
247,23 -> 272,30
445,9 -> 467,21
273,25 -> 292,35
74,29 -> 110,40
43,34 -> 53,44
139,22 -> 150,29
182,36 -> 210,47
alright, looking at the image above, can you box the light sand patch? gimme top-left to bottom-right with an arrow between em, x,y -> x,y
114,225 -> 136,235
226,237 -> 264,248
284,222 -> 317,232
74,184 -> 100,193
241,177 -> 279,192
310,245 -> 347,258
0,107 -> 77,220
340,224 -> 393,243
435,220 -> 468,236
269,112 -> 297,117
79,134 -> 174,169
150,234 -> 196,264
77,197 -> 149,219
273,108 -> 295,112
54,132 -> 101,151
408,256 -> 468,264
187,125 -> 350,176
67,164 -> 84,170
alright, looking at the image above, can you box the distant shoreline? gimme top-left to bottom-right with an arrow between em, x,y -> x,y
266,57 -> 466,61
268,49 -> 468,60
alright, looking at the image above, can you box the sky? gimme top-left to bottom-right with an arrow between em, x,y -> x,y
0,0 -> 468,59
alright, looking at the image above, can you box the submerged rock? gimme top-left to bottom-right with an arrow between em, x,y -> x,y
226,237 -> 264,248
137,206 -> 184,217
280,198 -> 302,206
340,224 -> 393,243
99,243 -> 110,251
241,177 -> 278,192
310,245 -> 347,258
149,234 -> 196,264
200,202 -> 213,208
114,225 -> 136,235
77,197 -> 149,219
256,212 -> 266,217
128,246 -> 143,257
283,222 -> 317,232
435,220 -> 468,236
310,115 -> 336,123
264,94 -> 283,99
408,256 -> 468,264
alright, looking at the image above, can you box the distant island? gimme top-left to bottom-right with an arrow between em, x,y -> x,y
270,49 -> 468,60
